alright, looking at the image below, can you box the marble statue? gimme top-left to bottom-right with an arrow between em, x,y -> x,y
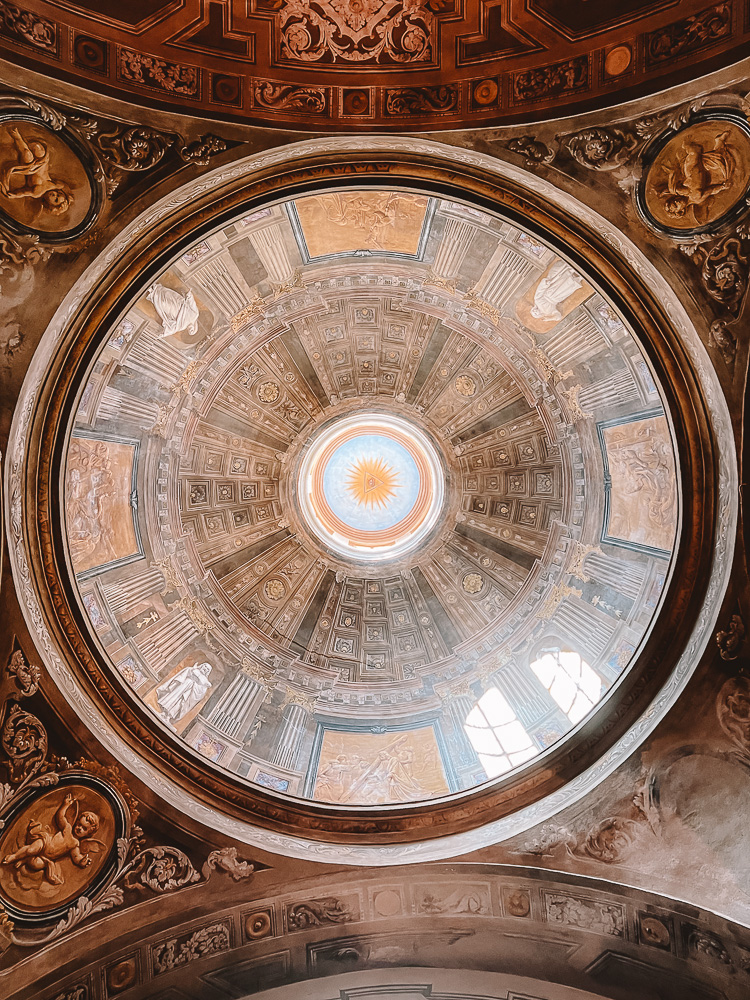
156,661 -> 212,724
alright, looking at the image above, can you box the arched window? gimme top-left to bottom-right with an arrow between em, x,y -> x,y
464,686 -> 537,779
530,647 -> 602,724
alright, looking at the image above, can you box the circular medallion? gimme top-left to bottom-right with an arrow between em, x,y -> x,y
640,113 -> 750,236
0,773 -> 127,925
297,413 -> 444,563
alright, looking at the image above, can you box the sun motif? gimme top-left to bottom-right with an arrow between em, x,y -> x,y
346,455 -> 401,509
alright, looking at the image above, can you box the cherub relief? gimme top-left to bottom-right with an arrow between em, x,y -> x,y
2,793 -> 103,886
656,129 -> 739,226
0,125 -> 73,218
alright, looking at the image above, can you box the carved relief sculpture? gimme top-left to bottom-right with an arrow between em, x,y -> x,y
0,106 -> 99,240
277,0 -> 435,64
641,114 -> 750,235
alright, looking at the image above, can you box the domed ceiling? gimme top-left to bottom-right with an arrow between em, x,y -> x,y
1,1 -> 747,130
63,188 -> 678,807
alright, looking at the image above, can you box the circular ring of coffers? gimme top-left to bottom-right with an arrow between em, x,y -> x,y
5,138 -> 732,858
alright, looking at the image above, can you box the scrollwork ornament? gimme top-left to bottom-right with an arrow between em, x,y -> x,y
715,613 -> 745,660
121,843 -> 200,894
563,127 -> 640,171
708,319 -> 737,366
716,672 -> 750,753
691,231 -> 749,316
504,135 -> 555,166
1,703 -> 47,784
68,119 -> 172,173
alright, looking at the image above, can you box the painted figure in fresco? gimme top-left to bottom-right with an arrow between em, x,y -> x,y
613,433 -> 675,532
156,661 -> 212,724
657,130 -> 739,225
337,735 -> 430,804
67,457 -> 118,567
2,793 -> 103,886
529,259 -> 584,322
0,125 -> 73,217
146,282 -> 200,339
321,192 -> 423,250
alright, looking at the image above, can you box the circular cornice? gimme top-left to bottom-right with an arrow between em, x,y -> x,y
5,136 -> 735,863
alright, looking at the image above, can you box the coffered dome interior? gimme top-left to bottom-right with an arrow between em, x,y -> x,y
62,187 -> 679,808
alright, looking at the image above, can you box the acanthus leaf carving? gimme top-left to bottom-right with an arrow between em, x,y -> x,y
715,612 -> 745,660
201,846 -> 255,881
685,225 -> 750,317
178,134 -> 227,166
504,135 -> 555,166
278,0 -> 434,65
708,319 -> 737,366
562,126 -> 641,171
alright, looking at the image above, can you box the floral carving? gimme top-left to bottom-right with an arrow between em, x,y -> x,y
121,844 -> 201,895
0,3 -> 56,53
253,82 -> 327,114
3,648 -> 40,700
513,57 -> 588,102
119,49 -> 199,97
1,703 -> 48,784
67,118 -> 171,172
152,921 -> 231,975
563,127 -> 640,171
646,3 -> 731,67
715,613 -> 745,660
385,85 -> 457,115
708,319 -> 737,366
278,0 -> 434,64
0,232 -> 48,275
178,134 -> 227,166
688,927 -> 733,965
287,896 -> 354,928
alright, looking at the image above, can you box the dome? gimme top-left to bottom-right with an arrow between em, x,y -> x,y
59,186 -> 679,809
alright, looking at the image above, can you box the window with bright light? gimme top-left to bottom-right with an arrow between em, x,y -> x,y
464,686 -> 538,779
530,648 -> 602,724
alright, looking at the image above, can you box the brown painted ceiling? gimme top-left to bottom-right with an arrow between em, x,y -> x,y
1,0 -> 748,131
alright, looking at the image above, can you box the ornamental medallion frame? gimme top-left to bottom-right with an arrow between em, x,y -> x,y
636,109 -> 750,240
0,108 -> 103,243
0,772 -> 129,926
4,138 -> 733,862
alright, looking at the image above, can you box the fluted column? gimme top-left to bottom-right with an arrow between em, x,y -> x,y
271,703 -> 309,771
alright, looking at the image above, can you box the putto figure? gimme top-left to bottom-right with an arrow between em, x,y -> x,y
2,793 -> 103,886
657,129 -> 739,225
0,125 -> 72,218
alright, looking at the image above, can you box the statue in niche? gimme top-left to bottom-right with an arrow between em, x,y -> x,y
2,793 -> 104,886
156,661 -> 212,724
0,125 -> 73,218
146,282 -> 200,339
530,259 -> 584,322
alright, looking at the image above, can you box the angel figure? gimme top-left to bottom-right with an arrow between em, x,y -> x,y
657,129 -> 740,225
2,793 -> 104,886
0,125 -> 73,217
